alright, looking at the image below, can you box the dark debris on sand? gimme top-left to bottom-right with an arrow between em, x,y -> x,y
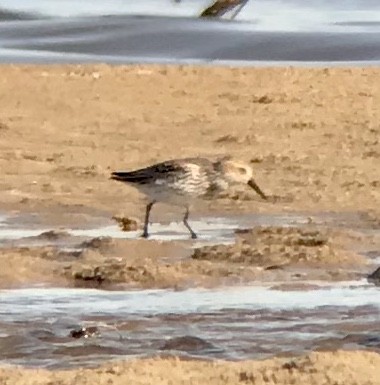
192,226 -> 363,267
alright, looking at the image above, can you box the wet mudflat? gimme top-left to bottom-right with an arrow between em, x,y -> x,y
1,283 -> 379,369
0,210 -> 379,369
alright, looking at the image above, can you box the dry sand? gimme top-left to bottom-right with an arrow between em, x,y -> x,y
1,65 -> 380,383
0,65 -> 379,217
1,350 -> 379,385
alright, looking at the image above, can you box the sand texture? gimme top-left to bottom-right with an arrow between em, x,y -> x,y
0,65 -> 379,217
0,350 -> 379,385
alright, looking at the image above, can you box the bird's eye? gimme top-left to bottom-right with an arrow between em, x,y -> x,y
238,167 -> 246,174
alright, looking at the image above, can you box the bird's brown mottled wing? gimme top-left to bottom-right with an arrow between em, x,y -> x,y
200,159 -> 229,197
111,161 -> 187,185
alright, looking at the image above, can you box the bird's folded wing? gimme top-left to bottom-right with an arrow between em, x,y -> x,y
111,161 -> 187,185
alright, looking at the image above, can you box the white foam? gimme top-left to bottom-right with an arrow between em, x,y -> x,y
0,215 -> 7,228
0,213 -> 305,245
1,282 -> 378,321
0,217 -> 238,244
67,213 -> 307,245
0,228 -> 50,240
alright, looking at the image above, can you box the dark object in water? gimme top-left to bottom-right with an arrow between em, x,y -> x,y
70,326 -> 100,339
200,0 -> 249,19
367,266 -> 380,286
160,335 -> 215,352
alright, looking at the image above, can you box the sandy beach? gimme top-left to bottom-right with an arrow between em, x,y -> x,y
0,65 -> 379,215
0,64 -> 379,285
1,350 -> 380,385
0,64 -> 379,383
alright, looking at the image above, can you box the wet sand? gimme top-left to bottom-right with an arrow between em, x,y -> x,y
1,215 -> 378,289
0,64 -> 379,288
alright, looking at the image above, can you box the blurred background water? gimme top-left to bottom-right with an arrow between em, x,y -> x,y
0,1 -> 379,67
1,0 -> 380,30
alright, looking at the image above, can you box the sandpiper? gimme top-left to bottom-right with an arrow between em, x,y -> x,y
111,157 -> 267,239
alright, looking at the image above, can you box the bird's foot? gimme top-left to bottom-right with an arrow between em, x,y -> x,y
141,231 -> 149,239
190,233 -> 198,240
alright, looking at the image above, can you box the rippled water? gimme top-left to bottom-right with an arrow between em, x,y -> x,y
0,283 -> 379,368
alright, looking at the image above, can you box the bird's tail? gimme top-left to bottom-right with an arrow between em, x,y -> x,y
110,171 -> 132,182
110,170 -> 149,183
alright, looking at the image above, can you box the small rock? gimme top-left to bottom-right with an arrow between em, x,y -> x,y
33,230 -> 71,240
80,236 -> 113,249
367,266 -> 380,286
342,333 -> 380,348
69,326 -> 100,339
112,216 -> 140,232
160,336 -> 215,352
73,266 -> 105,284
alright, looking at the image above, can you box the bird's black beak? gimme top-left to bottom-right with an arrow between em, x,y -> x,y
247,178 -> 268,200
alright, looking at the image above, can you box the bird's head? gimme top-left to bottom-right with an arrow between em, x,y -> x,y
219,159 -> 268,200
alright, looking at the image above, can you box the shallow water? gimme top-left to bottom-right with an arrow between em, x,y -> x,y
0,0 -> 380,64
0,211 -> 308,246
0,210 -> 379,368
0,284 -> 379,368
1,210 -> 378,246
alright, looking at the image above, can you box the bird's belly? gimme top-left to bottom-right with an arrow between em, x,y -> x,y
138,185 -> 201,206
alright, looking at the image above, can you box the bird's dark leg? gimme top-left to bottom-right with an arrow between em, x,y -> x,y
142,201 -> 155,238
183,207 -> 197,239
